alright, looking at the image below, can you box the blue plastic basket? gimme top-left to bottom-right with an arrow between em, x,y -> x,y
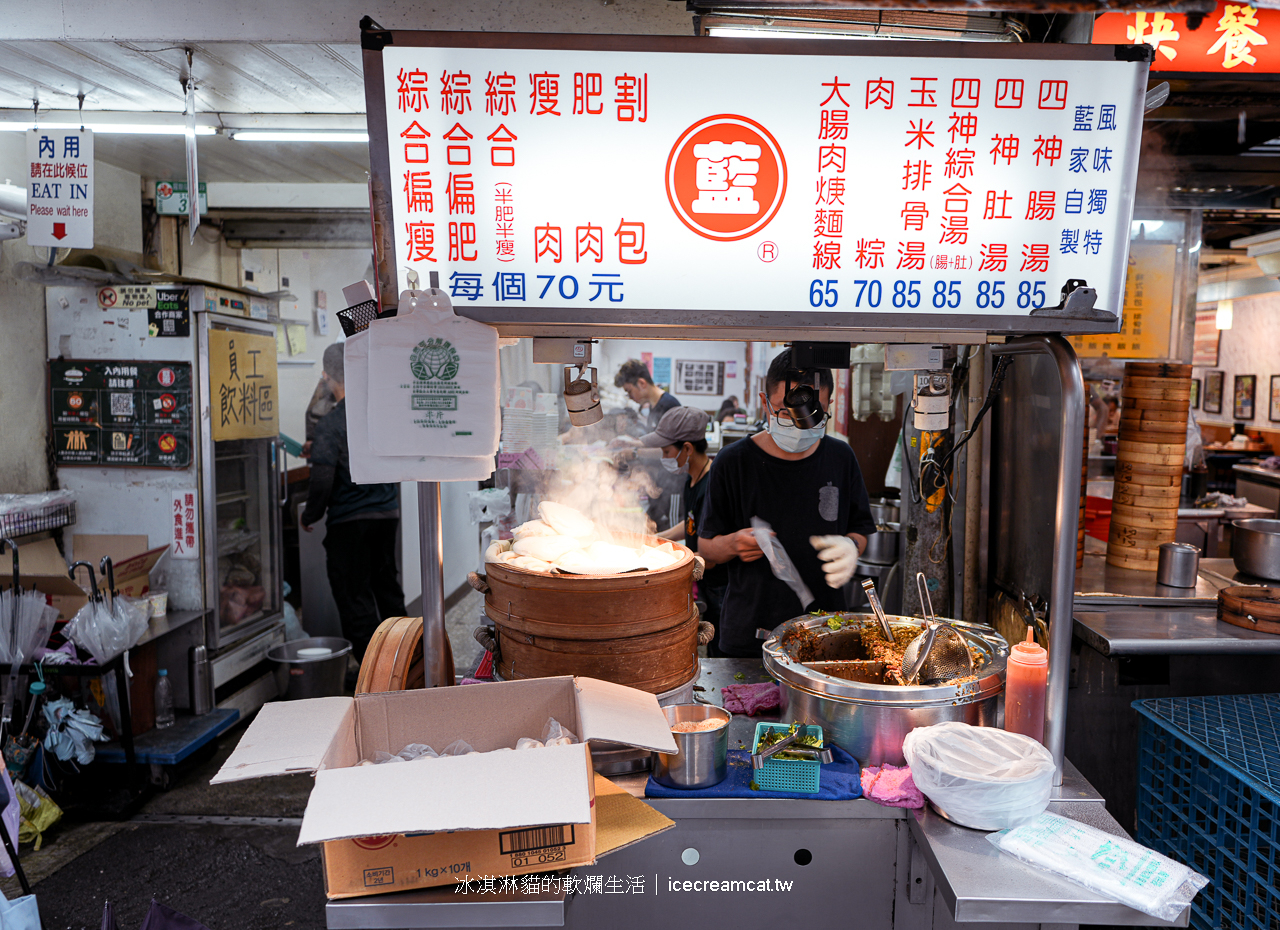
752,723 -> 823,794
1134,694 -> 1280,930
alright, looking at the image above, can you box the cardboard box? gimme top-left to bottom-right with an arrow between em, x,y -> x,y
73,535 -> 167,599
213,677 -> 678,899
0,538 -> 90,622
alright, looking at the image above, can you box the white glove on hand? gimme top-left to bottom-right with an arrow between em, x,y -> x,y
810,535 -> 859,589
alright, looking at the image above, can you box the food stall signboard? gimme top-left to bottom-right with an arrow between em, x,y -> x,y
1070,242 -> 1176,358
1094,3 -> 1280,73
208,330 -> 278,441
26,128 -> 93,249
50,360 -> 192,468
364,33 -> 1151,334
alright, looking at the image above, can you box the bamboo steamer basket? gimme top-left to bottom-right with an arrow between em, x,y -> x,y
480,537 -> 702,694
356,615 -> 455,693
1218,586 -> 1280,635
1125,362 -> 1193,378
1121,407 -> 1189,422
1108,363 -> 1190,571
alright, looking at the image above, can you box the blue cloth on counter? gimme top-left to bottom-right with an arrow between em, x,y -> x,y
645,745 -> 862,800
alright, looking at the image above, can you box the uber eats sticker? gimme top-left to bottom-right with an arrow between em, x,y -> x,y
405,338 -> 471,434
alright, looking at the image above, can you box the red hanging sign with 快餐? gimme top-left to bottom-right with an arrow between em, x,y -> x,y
1094,4 -> 1280,73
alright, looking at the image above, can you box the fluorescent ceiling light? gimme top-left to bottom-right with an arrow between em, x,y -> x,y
231,131 -> 369,143
0,122 -> 215,135
1216,299 -> 1234,330
708,27 -> 855,39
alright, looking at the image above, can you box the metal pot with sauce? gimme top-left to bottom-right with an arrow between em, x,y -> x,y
762,612 -> 1008,767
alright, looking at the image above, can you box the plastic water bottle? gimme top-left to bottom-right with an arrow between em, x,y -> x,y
155,669 -> 176,729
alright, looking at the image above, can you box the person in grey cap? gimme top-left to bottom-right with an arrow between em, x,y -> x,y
641,406 -> 726,655
301,342 -> 406,667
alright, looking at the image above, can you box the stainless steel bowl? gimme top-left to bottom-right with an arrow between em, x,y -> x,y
1233,519 -> 1280,580
652,704 -> 731,790
762,613 -> 1008,767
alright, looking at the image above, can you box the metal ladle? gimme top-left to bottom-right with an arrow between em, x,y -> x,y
901,573 -> 974,685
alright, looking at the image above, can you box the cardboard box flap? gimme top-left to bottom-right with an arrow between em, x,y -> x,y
211,698 -> 353,784
0,575 -> 85,598
298,744 -> 592,845
73,535 -> 149,571
575,678 -> 678,754
105,544 -> 168,584
593,774 -> 675,859
13,539 -> 67,576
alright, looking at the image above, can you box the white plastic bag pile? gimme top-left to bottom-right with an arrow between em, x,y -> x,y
346,283 -> 500,483
902,721 -> 1056,830
62,596 -> 149,664
989,813 -> 1208,921
485,501 -> 682,575
365,717 -> 577,765
0,590 -> 57,665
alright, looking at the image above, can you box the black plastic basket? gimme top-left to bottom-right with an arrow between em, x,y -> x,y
336,300 -> 397,337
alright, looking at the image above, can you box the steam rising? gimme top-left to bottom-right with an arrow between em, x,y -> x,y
548,449 -> 659,541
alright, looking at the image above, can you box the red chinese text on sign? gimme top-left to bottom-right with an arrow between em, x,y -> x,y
951,78 -> 980,108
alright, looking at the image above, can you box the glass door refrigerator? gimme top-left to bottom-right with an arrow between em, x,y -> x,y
195,310 -> 286,702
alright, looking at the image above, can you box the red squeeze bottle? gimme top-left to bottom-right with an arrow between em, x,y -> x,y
1005,627 -> 1048,744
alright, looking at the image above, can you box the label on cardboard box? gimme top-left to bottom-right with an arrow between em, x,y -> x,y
322,814 -> 593,899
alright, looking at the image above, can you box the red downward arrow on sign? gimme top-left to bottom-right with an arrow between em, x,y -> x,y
52,223 -> 67,240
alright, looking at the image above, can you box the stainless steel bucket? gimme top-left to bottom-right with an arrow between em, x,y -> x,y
652,704 -> 731,790
862,523 -> 901,565
864,499 -> 902,566
1157,542 -> 1200,588
267,637 -> 352,700
762,613 -> 1008,767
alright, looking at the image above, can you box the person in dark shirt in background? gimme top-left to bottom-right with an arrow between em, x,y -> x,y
614,358 -> 680,430
301,343 -> 407,661
698,348 -> 877,657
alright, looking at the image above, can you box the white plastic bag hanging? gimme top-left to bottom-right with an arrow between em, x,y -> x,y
365,286 -> 500,458
902,721 -> 1056,830
344,330 -> 495,483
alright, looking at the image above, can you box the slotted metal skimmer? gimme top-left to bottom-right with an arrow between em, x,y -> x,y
901,573 -> 974,685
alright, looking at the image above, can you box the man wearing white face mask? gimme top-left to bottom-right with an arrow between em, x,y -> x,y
639,406 -> 726,653
698,349 -> 876,657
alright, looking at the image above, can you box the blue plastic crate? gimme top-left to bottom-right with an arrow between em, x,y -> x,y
752,723 -> 823,794
1134,694 -> 1280,930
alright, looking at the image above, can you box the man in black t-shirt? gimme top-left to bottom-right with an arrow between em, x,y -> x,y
614,358 -> 680,430
698,349 -> 876,657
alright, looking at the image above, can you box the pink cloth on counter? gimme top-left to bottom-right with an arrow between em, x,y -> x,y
720,682 -> 781,716
860,764 -> 925,808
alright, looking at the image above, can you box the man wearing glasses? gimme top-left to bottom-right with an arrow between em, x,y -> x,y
698,348 -> 876,657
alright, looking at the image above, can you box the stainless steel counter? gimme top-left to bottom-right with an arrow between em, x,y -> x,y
911,801 -> 1184,926
1075,554 -> 1219,608
1233,463 -> 1280,484
1074,606 -> 1280,657
328,660 -> 1176,930
329,785 -> 1174,930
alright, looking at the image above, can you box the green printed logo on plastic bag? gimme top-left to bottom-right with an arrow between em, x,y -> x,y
409,338 -> 460,382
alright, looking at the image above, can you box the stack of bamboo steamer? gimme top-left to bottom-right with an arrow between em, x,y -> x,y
1106,362 -> 1192,572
